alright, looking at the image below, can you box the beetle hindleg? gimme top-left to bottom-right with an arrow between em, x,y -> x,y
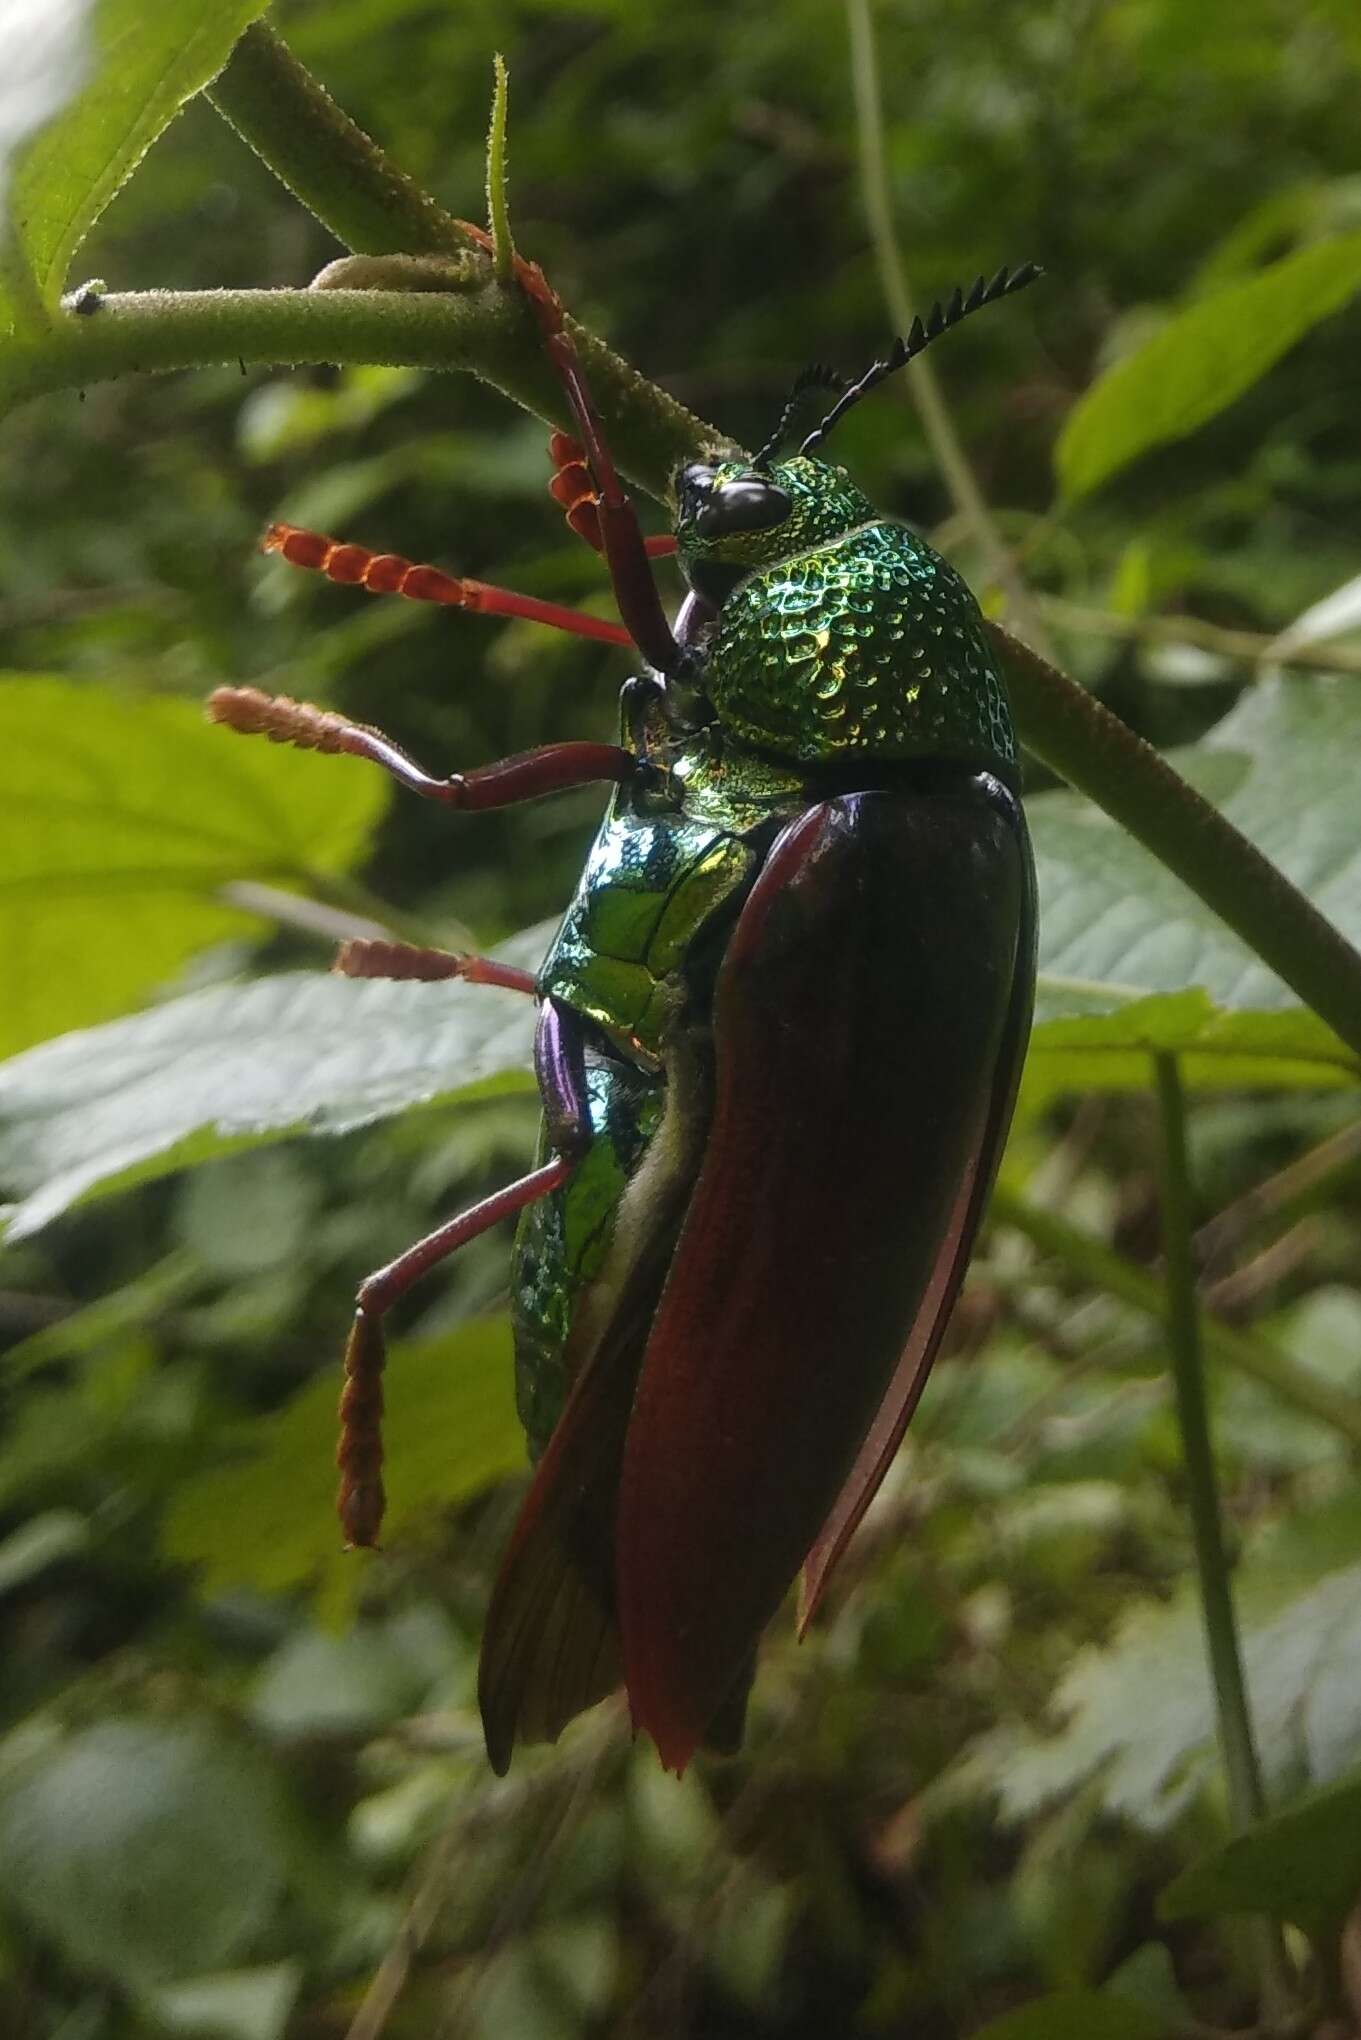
337,999 -> 592,1551
209,686 -> 656,809
333,939 -> 535,995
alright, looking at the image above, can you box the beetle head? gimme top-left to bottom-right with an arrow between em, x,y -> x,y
673,456 -> 875,608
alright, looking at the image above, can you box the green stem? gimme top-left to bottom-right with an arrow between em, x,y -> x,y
992,622 -> 1361,1065
486,55 -> 515,285
989,1183 -> 1361,1448
0,285 -> 706,488
205,22 -> 473,257
844,0 -> 1058,663
1152,1054 -> 1293,2024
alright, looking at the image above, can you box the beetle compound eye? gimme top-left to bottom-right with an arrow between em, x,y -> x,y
695,478 -> 793,540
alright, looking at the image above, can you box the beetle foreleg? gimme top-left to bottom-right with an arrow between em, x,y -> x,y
507,267 -> 685,679
546,431 -> 676,562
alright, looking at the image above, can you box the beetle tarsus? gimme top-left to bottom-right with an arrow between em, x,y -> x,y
333,940 -> 537,994
337,1309 -> 387,1550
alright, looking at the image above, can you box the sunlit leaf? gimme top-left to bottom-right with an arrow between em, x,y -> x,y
1,0 -> 269,319
0,676 -> 387,1059
1024,674 -> 1361,1098
952,1496 -> 1361,1831
1265,570 -> 1361,660
140,1964 -> 302,2040
1057,232 -> 1361,498
0,941 -> 541,1238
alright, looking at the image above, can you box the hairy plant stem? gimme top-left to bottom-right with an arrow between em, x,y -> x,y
990,1184 -> 1361,1447
0,284 -> 710,488
206,22 -> 472,258
1153,1054 -> 1293,2026
844,0 -> 1058,664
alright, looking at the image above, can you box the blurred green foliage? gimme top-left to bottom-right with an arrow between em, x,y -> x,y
1,0 -> 1361,2035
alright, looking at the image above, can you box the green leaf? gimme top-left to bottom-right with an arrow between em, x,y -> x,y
161,1321 -> 526,1617
0,677 -> 387,1059
0,1718 -> 299,1986
249,1610 -> 461,1738
0,946 -> 540,1239
955,1496 -> 1361,1831
1160,1768 -> 1361,1942
1,0 -> 270,322
969,1990 -> 1172,2040
1057,231 -> 1361,498
139,1964 -> 302,2040
1025,676 -> 1361,1097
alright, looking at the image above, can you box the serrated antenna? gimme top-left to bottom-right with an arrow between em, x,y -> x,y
797,262 -> 1043,458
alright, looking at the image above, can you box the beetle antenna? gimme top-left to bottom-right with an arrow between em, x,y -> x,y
752,363 -> 849,472
798,262 -> 1043,458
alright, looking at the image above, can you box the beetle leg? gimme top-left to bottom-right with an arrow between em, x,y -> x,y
546,431 -> 676,561
332,939 -> 536,993
261,522 -> 633,647
208,686 -> 669,808
339,997 -> 592,1550
513,273 -> 686,678
457,223 -> 682,670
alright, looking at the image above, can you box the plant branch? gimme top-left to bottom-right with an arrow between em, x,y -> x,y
992,621 -> 1361,1064
0,284 -> 708,488
1153,1053 -> 1293,2025
844,0 -> 1058,663
989,1183 -> 1361,1448
205,21 -> 473,258
1044,596 -> 1361,678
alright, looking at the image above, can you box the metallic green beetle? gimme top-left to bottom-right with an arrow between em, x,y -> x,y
210,256 -> 1039,1776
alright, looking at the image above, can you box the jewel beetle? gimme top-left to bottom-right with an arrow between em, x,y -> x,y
210,249 -> 1040,1775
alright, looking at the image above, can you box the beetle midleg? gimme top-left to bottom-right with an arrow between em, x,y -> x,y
261,520 -> 632,646
209,687 -> 662,808
336,999 -> 594,1551
333,939 -> 536,994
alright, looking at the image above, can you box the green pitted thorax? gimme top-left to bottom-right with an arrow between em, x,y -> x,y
674,453 -> 1016,772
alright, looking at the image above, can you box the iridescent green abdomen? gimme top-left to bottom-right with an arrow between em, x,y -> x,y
512,726 -> 807,1455
512,1055 -> 661,1456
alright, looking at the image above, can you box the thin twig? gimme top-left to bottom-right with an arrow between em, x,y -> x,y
1201,1218 -> 1322,1315
1195,1118 -> 1361,1265
844,0 -> 1058,663
1153,1054 -> 1294,2025
990,1185 -> 1361,1447
1044,596 -> 1361,677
